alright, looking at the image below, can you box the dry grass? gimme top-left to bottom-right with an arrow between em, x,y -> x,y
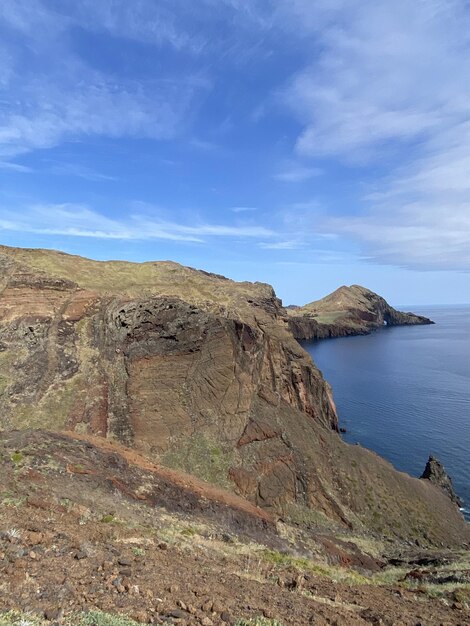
162,433 -> 234,489
0,610 -> 144,626
1,245 -> 271,310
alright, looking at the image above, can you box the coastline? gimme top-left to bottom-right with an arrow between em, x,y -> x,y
303,305 -> 470,521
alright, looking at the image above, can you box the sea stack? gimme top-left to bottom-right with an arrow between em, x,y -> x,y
420,455 -> 463,507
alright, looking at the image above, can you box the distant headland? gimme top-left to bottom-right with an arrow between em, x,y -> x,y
287,284 -> 434,341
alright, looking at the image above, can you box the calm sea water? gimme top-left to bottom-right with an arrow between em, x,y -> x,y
303,305 -> 470,521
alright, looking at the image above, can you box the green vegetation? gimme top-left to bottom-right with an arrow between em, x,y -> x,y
0,375 -> 9,395
283,502 -> 336,528
261,546 -> 470,598
12,374 -> 86,431
4,246 -> 266,308
260,549 -> 369,585
0,490 -> 26,507
0,611 -> 142,626
69,612 -> 141,626
0,350 -> 15,399
162,432 -> 234,488
454,587 -> 470,606
311,311 -> 346,324
0,612 -> 43,626
10,451 -> 24,465
262,549 -> 332,576
234,619 -> 283,626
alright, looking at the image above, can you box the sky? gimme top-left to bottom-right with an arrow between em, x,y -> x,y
1,0 -> 470,306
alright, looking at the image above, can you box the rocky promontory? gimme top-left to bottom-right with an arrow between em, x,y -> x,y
287,284 -> 434,341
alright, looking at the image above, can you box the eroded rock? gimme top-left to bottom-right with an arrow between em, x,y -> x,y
420,455 -> 463,507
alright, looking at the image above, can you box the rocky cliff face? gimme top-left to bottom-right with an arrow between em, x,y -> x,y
0,246 -> 467,547
0,245 -> 338,492
288,284 -> 434,341
421,456 -> 463,507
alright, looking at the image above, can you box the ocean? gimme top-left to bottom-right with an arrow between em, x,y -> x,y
302,305 -> 470,521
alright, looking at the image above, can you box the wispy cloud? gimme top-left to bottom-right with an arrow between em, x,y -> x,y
188,138 -> 223,153
0,0 -> 204,52
278,1 -> 470,159
2,0 -> 470,276
0,160 -> 32,173
0,204 -> 275,243
230,206 -> 258,213
0,73 -> 208,158
0,1 -> 210,158
323,203 -> 470,271
270,1 -> 470,271
259,240 -> 303,250
320,121 -> 470,270
47,162 -> 116,182
274,161 -> 322,183
69,0 -> 206,53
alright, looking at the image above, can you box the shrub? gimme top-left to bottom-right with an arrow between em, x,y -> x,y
69,611 -> 141,626
234,618 -> 283,626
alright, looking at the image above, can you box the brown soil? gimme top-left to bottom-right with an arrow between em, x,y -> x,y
62,430 -> 275,528
1,430 -> 468,626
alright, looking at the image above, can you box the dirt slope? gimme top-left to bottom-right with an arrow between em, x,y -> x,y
1,429 -> 469,626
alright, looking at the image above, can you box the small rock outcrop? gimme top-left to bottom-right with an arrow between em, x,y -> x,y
288,284 -> 434,341
420,456 -> 463,507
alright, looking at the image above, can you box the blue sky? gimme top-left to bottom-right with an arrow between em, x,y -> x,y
1,0 -> 470,306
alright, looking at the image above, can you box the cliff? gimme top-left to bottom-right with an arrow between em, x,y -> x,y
288,284 -> 434,341
0,245 -> 467,548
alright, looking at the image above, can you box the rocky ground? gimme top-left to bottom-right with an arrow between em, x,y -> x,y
1,430 -> 469,626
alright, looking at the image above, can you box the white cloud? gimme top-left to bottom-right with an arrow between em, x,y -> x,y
69,0 -> 205,52
274,161 -> 322,183
268,1 -> 470,271
325,203 -> 470,271
2,0 -> 469,273
259,241 -> 303,250
0,72 -> 208,158
0,0 -> 202,51
47,163 -> 116,182
0,204 -> 275,243
279,0 -> 470,159
230,206 -> 258,213
0,0 -> 65,37
0,1 -> 210,158
0,160 -> 32,172
321,120 -> 470,270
